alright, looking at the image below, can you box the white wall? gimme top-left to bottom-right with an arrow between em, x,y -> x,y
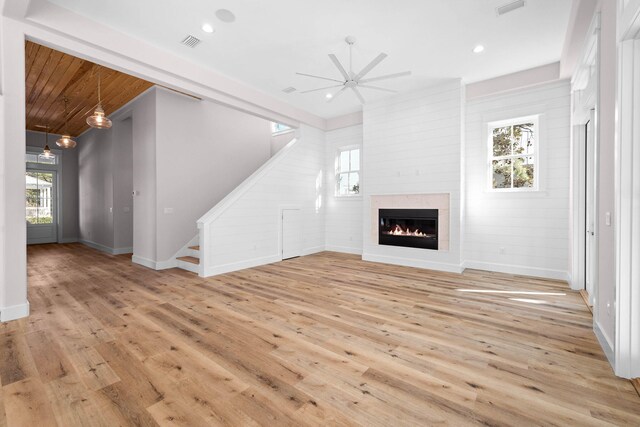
594,0 -> 617,357
154,88 -> 272,262
464,80 -> 571,279
324,125 -> 363,254
26,130 -> 79,241
361,80 -> 463,272
270,131 -> 295,156
199,125 -> 325,276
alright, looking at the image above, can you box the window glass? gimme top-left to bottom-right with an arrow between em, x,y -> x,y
489,117 -> 537,190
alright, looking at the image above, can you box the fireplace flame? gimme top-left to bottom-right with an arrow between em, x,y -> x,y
385,224 -> 431,237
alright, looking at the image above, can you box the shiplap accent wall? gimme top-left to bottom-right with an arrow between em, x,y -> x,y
464,80 -> 571,279
325,125 -> 363,254
362,80 -> 464,272
200,125 -> 326,276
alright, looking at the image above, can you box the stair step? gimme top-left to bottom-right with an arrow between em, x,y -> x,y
177,256 -> 199,265
188,245 -> 200,251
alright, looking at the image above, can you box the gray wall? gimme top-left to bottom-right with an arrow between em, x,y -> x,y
26,130 -> 79,241
78,115 -> 134,253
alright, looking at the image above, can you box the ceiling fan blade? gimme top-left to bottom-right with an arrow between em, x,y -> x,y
327,86 -> 348,103
358,84 -> 398,93
354,53 -> 388,81
296,72 -> 344,83
300,84 -> 344,94
328,54 -> 350,80
351,87 -> 365,104
359,71 -> 412,83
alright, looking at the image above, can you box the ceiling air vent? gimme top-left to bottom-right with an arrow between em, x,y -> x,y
181,35 -> 201,48
496,0 -> 525,16
282,87 -> 296,94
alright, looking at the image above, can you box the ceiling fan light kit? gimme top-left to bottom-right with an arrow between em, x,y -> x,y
297,36 -> 411,104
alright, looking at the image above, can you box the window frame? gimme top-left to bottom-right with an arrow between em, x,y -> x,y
335,145 -> 361,198
487,115 -> 540,192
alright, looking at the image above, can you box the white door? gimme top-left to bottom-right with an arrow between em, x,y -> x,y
26,170 -> 58,244
585,111 -> 596,302
282,209 -> 302,260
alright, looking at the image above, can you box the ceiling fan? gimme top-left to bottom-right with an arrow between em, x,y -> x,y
296,36 -> 411,104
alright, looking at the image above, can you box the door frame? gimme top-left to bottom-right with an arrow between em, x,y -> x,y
26,145 -> 63,244
614,0 -> 640,379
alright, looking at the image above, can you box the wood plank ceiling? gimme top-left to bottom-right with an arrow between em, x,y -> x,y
25,41 -> 154,137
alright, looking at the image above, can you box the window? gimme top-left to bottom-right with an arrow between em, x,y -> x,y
25,171 -> 54,224
26,151 -> 57,165
488,116 -> 538,190
271,122 -> 292,134
336,147 -> 360,196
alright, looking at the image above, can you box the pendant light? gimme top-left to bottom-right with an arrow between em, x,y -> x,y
86,66 -> 112,129
56,96 -> 77,149
38,125 -> 55,161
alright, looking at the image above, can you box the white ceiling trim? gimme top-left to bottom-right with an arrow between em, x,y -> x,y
466,62 -> 562,100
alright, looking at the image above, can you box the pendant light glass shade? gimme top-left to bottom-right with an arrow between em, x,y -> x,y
56,134 -> 77,149
87,105 -> 112,129
57,97 -> 78,148
87,67 -> 112,129
38,127 -> 56,161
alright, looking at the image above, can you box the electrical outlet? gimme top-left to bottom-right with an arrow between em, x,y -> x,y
499,247 -> 505,254
164,208 -> 174,214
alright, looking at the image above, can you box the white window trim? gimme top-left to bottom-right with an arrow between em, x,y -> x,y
486,115 -> 540,192
335,145 -> 362,198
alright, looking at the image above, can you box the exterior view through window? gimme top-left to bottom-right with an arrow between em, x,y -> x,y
489,117 -> 537,190
336,147 -> 360,196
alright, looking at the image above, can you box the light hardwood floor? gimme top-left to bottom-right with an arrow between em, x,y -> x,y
1,243 -> 638,426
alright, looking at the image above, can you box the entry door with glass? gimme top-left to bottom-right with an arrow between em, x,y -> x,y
26,170 -> 58,244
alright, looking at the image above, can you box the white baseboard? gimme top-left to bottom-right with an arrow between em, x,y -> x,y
362,253 -> 464,273
0,301 -> 30,322
59,237 -> 78,243
463,260 -> 569,281
131,255 -> 157,270
80,239 -> 132,256
156,259 -> 178,270
203,254 -> 282,277
325,245 -> 363,255
594,320 -> 615,370
302,246 -> 325,256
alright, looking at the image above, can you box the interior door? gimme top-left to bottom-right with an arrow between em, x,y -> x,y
585,110 -> 596,302
26,170 -> 58,244
282,209 -> 302,260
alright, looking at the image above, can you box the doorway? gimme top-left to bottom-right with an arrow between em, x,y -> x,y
281,208 -> 302,260
584,109 -> 596,306
26,170 -> 58,244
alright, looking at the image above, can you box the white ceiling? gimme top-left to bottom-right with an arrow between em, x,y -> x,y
47,0 -> 573,119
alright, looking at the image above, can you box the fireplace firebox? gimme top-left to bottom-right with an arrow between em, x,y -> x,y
378,209 -> 438,250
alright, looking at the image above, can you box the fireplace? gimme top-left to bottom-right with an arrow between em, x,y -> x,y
378,209 -> 438,250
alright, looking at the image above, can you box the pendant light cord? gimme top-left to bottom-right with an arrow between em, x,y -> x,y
98,67 -> 102,106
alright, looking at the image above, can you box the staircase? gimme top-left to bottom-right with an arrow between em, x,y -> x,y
175,237 -> 201,274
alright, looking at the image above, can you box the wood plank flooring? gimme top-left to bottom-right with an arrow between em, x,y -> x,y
1,243 -> 638,426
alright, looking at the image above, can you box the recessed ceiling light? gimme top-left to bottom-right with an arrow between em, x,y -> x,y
202,23 -> 215,33
472,45 -> 485,54
215,9 -> 236,23
325,93 -> 333,99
